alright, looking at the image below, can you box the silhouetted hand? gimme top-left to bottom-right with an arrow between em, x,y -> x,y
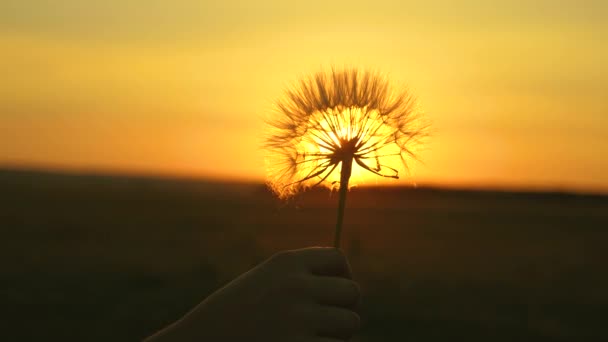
145,247 -> 360,341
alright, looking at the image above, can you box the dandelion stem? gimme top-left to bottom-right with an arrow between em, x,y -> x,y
334,156 -> 353,249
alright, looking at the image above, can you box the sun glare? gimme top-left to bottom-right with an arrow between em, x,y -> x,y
295,106 -> 404,187
265,68 -> 424,198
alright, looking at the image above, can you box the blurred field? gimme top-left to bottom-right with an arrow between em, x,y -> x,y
1,168 -> 607,341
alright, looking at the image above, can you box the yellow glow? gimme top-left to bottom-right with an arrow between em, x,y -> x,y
294,107 -> 407,188
1,1 -> 608,193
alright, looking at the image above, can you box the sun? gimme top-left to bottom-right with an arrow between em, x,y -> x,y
264,68 -> 424,199
294,106 -> 405,188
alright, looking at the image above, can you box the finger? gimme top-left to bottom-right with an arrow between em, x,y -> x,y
308,276 -> 360,307
314,306 -> 360,338
294,247 -> 351,278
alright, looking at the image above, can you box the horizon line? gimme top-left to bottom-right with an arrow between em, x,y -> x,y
1,163 -> 607,197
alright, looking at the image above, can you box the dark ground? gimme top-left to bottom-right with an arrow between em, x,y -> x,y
1,168 -> 607,341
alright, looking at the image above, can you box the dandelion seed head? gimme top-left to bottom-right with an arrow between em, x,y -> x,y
265,68 -> 426,198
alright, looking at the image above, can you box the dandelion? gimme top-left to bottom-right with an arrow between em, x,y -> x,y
265,68 -> 425,248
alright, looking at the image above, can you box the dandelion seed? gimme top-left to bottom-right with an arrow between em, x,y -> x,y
264,68 -> 426,248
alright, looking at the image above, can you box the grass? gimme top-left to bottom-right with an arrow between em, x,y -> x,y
1,169 -> 607,341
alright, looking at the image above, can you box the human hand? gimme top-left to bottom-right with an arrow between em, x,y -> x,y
145,247 -> 360,342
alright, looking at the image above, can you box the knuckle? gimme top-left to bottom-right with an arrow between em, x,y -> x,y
330,248 -> 347,263
334,248 -> 347,260
344,311 -> 361,331
349,280 -> 361,299
336,279 -> 360,303
318,307 -> 360,332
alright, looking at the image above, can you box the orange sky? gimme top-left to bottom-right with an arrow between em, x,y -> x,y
1,1 -> 607,192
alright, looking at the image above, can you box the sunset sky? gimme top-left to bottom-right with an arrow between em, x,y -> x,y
1,1 -> 607,192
